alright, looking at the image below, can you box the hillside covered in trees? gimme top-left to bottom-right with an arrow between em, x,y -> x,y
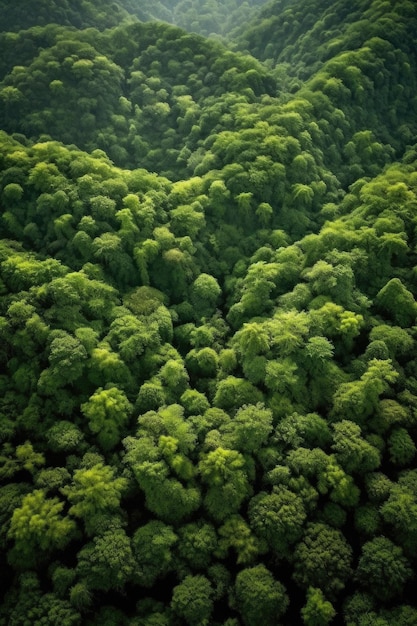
0,0 -> 417,624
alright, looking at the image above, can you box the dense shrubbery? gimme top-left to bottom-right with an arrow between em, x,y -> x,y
0,0 -> 417,624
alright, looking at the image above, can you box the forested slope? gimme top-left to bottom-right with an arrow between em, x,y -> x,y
0,1 -> 417,625
122,0 -> 270,39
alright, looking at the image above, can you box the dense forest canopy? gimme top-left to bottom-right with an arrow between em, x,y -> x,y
0,0 -> 417,624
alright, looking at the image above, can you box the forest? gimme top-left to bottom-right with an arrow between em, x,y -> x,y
0,0 -> 417,624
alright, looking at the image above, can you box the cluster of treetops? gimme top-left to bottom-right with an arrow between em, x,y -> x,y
0,0 -> 417,624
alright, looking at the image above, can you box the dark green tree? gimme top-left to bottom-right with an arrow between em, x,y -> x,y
293,523 -> 353,598
355,536 -> 412,601
234,564 -> 289,626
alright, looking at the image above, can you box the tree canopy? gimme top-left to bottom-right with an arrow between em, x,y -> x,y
1,0 -> 417,623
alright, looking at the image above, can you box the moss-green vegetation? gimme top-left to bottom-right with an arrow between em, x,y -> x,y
0,0 -> 417,624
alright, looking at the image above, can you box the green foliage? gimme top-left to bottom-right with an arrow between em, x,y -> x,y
213,376 -> 263,411
8,489 -> 77,568
1,1 -> 417,622
375,278 -> 417,326
302,587 -> 336,626
77,526 -> 136,592
123,405 -> 201,523
388,427 -> 416,466
132,520 -> 177,586
248,486 -> 306,554
171,575 -> 213,625
293,523 -> 353,598
177,520 -> 217,569
0,571 -> 81,625
81,386 -> 132,451
199,447 -> 251,521
216,514 -> 261,565
234,564 -> 289,625
356,537 -> 413,601
62,462 -> 127,535
220,403 -> 273,453
331,420 -> 381,473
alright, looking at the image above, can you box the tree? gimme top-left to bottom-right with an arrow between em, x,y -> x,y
81,387 -> 133,451
77,527 -> 136,592
248,486 -> 306,555
180,389 -> 211,416
69,581 -> 93,612
265,357 -> 300,398
61,462 -> 127,535
170,203 -> 206,238
375,278 -> 417,327
88,343 -> 132,388
380,605 -> 417,626
274,412 -> 332,451
303,336 -> 335,372
0,440 -> 45,479
301,587 -> 336,626
46,421 -> 85,453
316,456 -> 360,507
189,406 -> 231,442
232,321 -> 270,360
369,324 -> 413,359
331,420 -> 381,473
220,403 -> 273,454
213,376 -> 263,411
46,331 -> 88,387
8,489 -> 77,568
343,591 -> 376,626
158,357 -> 189,402
354,503 -> 381,536
134,471 -> 201,524
293,523 -> 353,598
365,471 -> 393,503
171,575 -> 213,626
177,520 -> 217,570
136,379 -> 166,413
107,314 -> 160,363
2,182 -> 24,203
190,273 -> 221,317
388,427 -> 416,466
123,405 -> 201,524
0,572 -> 81,626
35,467 -> 71,493
309,302 -> 363,353
186,347 -> 219,379
380,472 -> 417,553
0,482 -> 31,549
234,564 -> 289,626
132,520 -> 177,586
355,537 -> 412,601
199,447 -> 251,521
331,359 -> 398,425
216,514 -> 262,565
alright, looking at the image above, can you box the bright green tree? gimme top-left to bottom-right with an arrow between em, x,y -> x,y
81,386 -> 133,451
301,587 -> 336,626
8,489 -> 77,568
62,462 -> 127,535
